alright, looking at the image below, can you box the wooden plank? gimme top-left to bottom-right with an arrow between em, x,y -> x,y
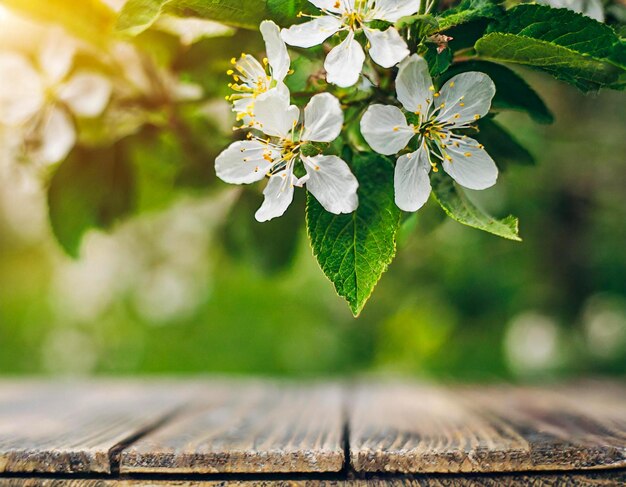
120,382 -> 345,474
349,382 -> 626,474
0,380 -> 188,474
2,469 -> 626,486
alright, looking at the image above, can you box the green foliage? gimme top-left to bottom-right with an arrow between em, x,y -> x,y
475,5 -> 626,92
443,61 -> 554,124
437,0 -> 503,30
425,47 -> 452,76
116,0 -> 267,35
0,0 -> 115,45
223,189 -> 303,275
48,144 -> 135,258
431,172 -> 521,241
306,152 -> 401,316
266,0 -> 318,25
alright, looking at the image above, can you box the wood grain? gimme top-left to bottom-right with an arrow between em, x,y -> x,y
349,382 -> 626,474
119,382 -> 345,474
0,380 -> 187,474
2,469 -> 626,486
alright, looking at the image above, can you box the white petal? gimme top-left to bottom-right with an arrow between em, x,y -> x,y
360,104 -> 414,155
39,27 -> 77,84
260,20 -> 290,82
370,0 -> 422,21
37,107 -> 76,164
395,54 -> 433,114
309,0 -> 346,13
394,145 -> 432,212
302,93 -> 343,142
253,88 -> 299,138
0,53 -> 44,125
364,27 -> 409,68
442,136 -> 498,190
58,72 -> 112,117
281,16 -> 342,48
437,72 -> 495,127
303,155 -> 358,214
234,54 -> 268,90
255,170 -> 296,222
215,140 -> 276,184
324,31 -> 365,87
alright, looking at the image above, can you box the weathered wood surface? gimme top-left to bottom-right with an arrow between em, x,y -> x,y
3,469 -> 626,486
120,382 -> 344,474
0,379 -> 625,481
0,380 -> 187,474
349,381 -> 626,474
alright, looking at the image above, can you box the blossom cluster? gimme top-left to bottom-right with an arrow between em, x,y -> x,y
215,1 -> 499,222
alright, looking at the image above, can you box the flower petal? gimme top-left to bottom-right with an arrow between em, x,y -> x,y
442,136 -> 498,190
215,140 -> 276,184
303,155 -> 358,214
324,31 -> 366,87
260,20 -> 290,82
394,144 -> 432,212
234,54 -> 268,90
0,53 -> 44,125
437,72 -> 495,127
39,27 -> 77,85
253,88 -> 299,138
309,0 -> 348,13
37,107 -> 76,164
364,27 -> 409,68
371,0 -> 422,21
395,54 -> 433,114
255,170 -> 296,222
58,72 -> 112,117
360,104 -> 414,155
281,16 -> 342,48
302,93 -> 343,142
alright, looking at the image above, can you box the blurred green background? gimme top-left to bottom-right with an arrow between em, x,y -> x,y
0,2 -> 625,381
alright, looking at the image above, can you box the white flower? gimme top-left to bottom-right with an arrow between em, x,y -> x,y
227,20 -> 290,125
0,28 -> 112,164
537,0 -> 604,22
281,0 -> 421,87
216,88 -> 359,222
360,54 -> 498,212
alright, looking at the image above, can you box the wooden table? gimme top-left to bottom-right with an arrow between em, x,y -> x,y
0,379 -> 624,485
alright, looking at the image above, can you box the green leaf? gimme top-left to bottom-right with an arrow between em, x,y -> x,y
437,0 -> 503,30
116,0 -> 267,35
475,118 -> 535,170
431,172 -> 521,241
266,0 -> 318,25
425,46 -> 452,76
0,0 -> 115,45
475,5 -> 626,92
48,144 -> 135,257
442,61 -> 553,124
306,152 -> 401,316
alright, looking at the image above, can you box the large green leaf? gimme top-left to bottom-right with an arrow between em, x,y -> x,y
48,144 -> 135,257
306,152 -> 401,316
266,0 -> 318,25
475,5 -> 626,92
443,61 -> 553,124
0,0 -> 115,45
116,0 -> 267,35
431,172 -> 521,241
437,0 -> 502,30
